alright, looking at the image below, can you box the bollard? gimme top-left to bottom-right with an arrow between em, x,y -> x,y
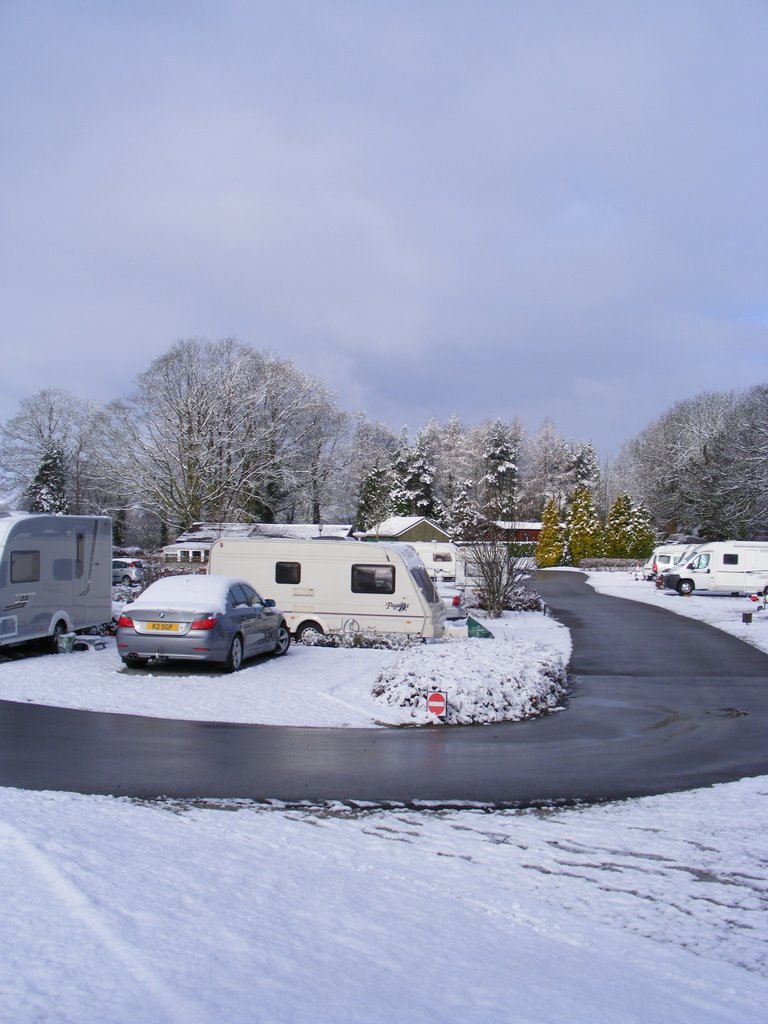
742,612 -> 752,624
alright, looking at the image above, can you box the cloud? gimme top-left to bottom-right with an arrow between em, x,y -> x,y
1,1 -> 767,457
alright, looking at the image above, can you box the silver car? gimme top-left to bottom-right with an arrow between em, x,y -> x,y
435,582 -> 468,621
112,557 -> 145,585
116,574 -> 290,671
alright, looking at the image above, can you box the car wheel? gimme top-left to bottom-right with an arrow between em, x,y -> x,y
677,579 -> 694,596
225,634 -> 244,672
295,621 -> 324,644
121,575 -> 132,585
273,622 -> 291,656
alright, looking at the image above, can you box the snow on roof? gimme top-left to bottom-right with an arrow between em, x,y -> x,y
495,521 -> 543,531
169,522 -> 352,546
128,573 -> 246,613
361,516 -> 446,537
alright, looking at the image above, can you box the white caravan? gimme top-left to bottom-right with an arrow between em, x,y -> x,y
663,541 -> 768,596
402,541 -> 465,584
0,513 -> 113,649
207,538 -> 446,639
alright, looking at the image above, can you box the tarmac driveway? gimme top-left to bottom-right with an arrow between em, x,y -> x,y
0,571 -> 766,804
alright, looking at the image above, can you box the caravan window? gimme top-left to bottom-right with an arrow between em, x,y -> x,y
276,561 -> 301,584
433,552 -> 452,563
410,565 -> 438,603
723,554 -> 738,565
690,553 -> 711,571
351,564 -> 395,594
11,550 -> 40,583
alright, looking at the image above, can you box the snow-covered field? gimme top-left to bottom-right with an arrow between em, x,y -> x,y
1,571 -> 766,1022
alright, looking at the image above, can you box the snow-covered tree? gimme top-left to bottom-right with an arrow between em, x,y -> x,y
443,480 -> 484,540
353,464 -> 393,532
478,418 -> 521,523
0,388 -> 106,513
106,339 -> 347,531
567,441 -> 601,500
603,493 -> 634,558
24,441 -> 69,513
535,498 -> 565,567
566,486 -> 603,564
518,419 -> 573,518
388,429 -> 443,520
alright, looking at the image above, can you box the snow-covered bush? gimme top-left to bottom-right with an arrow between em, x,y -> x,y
466,586 -> 544,613
577,558 -> 640,571
372,637 -> 567,725
299,631 -> 420,651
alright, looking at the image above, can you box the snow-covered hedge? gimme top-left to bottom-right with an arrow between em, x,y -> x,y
577,558 -> 641,571
299,631 -> 418,650
372,637 -> 567,725
465,586 -> 544,613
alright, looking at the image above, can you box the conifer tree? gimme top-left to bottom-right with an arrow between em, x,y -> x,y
535,498 -> 565,567
444,480 -> 484,540
626,501 -> 656,560
480,418 -> 519,522
603,493 -> 634,557
353,464 -> 392,532
24,442 -> 69,513
388,429 -> 442,520
604,493 -> 656,560
566,485 -> 603,564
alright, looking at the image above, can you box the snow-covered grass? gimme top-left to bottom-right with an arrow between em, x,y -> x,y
0,613 -> 571,728
1,779 -> 766,1023
1,573 -> 767,1021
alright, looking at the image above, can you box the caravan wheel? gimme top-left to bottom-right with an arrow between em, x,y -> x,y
48,620 -> 67,654
296,621 -> 324,644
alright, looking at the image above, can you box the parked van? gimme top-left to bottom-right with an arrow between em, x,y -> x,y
664,541 -> 768,596
207,538 -> 446,639
0,512 -> 112,649
638,544 -> 701,581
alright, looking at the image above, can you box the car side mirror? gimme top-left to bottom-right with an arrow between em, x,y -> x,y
264,598 -> 276,607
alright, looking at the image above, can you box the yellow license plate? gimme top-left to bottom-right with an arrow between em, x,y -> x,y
146,621 -> 180,632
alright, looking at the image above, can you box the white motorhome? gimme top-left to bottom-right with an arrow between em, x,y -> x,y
207,538 -> 446,639
663,541 -> 768,596
637,543 -> 701,581
0,513 -> 113,649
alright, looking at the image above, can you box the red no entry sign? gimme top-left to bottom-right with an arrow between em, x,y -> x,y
427,690 -> 448,716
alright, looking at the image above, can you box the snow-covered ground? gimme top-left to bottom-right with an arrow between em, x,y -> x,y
1,571 -> 767,1022
0,613 -> 570,728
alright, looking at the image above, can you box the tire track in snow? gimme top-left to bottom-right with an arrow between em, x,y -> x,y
0,820 -> 212,1024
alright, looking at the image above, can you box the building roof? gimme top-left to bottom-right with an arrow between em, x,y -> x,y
360,516 -> 451,539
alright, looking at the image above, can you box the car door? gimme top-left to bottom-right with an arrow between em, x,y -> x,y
227,584 -> 262,656
244,584 -> 280,652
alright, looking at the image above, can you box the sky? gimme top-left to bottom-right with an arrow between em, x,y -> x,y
0,575 -> 766,1021
2,1 -> 768,459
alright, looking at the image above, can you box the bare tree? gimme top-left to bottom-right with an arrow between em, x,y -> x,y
0,388 -> 107,512
465,527 -> 531,617
105,339 -> 349,532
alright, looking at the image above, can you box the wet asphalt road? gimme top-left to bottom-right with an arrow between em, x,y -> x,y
0,571 -> 766,805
